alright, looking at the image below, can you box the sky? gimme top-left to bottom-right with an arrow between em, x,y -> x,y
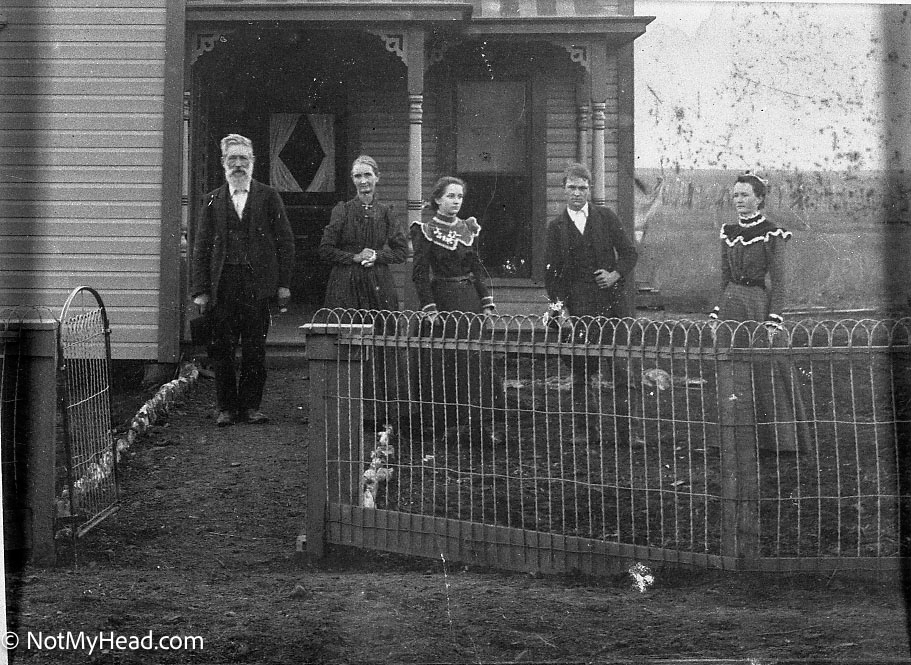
634,1 -> 911,172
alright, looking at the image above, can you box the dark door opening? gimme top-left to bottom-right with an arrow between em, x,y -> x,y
189,28 -> 366,312
456,80 -> 531,278
459,174 -> 531,278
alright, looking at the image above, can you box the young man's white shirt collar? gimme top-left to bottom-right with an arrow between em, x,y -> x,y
568,203 -> 589,234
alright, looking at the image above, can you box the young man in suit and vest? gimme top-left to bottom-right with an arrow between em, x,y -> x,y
544,162 -> 638,443
191,134 -> 295,427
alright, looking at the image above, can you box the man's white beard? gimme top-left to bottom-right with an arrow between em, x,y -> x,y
226,168 -> 252,190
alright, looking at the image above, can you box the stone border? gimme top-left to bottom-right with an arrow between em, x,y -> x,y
56,361 -> 201,522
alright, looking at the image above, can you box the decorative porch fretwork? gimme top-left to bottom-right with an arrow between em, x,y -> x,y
189,31 -> 232,66
366,30 -> 407,65
561,44 -> 590,71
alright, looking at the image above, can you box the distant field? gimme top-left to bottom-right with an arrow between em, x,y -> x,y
634,168 -> 911,314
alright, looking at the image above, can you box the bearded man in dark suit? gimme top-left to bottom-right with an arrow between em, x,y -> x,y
192,134 -> 295,427
544,162 -> 638,443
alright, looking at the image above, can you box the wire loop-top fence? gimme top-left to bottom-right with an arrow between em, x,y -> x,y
58,286 -> 118,540
303,309 -> 911,573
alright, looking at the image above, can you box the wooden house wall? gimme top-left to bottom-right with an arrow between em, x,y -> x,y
544,53 -> 620,221
0,0 -> 175,360
345,76 -> 440,302
346,78 -> 440,213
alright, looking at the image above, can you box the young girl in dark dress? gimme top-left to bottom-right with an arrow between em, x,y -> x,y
410,176 -> 499,443
411,176 -> 496,317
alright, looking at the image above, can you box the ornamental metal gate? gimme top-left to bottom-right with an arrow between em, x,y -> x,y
58,286 -> 119,541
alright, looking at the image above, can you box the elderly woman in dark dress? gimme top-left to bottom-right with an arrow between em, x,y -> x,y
319,155 -> 408,427
411,176 -> 499,442
320,155 -> 408,310
710,172 -> 809,457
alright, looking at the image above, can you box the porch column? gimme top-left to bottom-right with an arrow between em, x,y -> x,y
577,104 -> 591,165
590,102 -> 606,206
576,72 -> 591,165
408,94 -> 423,227
589,40 -> 608,206
404,28 -> 425,310
405,29 -> 425,230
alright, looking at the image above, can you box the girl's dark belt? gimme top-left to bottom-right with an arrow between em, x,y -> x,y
434,274 -> 473,283
732,278 -> 765,288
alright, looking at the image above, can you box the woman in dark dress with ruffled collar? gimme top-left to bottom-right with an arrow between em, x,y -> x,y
410,176 -> 501,444
711,172 -> 792,325
411,176 -> 497,317
320,155 -> 407,310
710,172 -> 808,457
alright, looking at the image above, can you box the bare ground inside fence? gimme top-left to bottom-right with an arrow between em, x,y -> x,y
7,365 -> 911,663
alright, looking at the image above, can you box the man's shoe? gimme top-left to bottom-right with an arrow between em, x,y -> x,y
216,410 -> 234,427
244,409 -> 268,424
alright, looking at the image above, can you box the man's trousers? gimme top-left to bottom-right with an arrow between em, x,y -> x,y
208,265 -> 270,413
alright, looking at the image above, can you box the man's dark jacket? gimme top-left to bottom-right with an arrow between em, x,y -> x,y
192,179 -> 295,303
543,205 -> 638,309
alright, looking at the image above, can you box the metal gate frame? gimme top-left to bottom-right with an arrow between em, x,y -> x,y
58,286 -> 119,542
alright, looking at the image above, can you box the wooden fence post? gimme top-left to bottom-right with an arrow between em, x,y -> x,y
300,323 -> 369,560
1,321 -> 58,565
717,351 -> 760,568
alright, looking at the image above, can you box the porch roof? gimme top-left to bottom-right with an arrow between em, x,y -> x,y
185,1 -> 654,41
186,1 -> 473,23
466,16 -> 652,43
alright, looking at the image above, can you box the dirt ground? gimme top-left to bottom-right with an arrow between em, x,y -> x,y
6,362 -> 911,664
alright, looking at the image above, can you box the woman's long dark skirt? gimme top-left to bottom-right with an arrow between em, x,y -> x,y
414,280 -> 499,443
719,283 -> 810,454
313,306 -> 402,432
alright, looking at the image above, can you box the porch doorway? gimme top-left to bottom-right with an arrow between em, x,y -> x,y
455,80 -> 532,279
187,28 -> 402,311
458,174 -> 531,279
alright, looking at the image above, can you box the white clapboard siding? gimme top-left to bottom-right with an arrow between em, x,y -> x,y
0,1 -> 170,359
4,7 -> 164,24
0,60 -> 166,78
2,219 -> 160,235
0,131 -> 164,149
0,167 -> 162,185
0,44 -> 166,60
3,289 -> 162,313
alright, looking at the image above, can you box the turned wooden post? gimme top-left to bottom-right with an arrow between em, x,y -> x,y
576,70 -> 591,165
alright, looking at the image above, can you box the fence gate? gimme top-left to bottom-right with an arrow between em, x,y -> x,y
58,286 -> 118,541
